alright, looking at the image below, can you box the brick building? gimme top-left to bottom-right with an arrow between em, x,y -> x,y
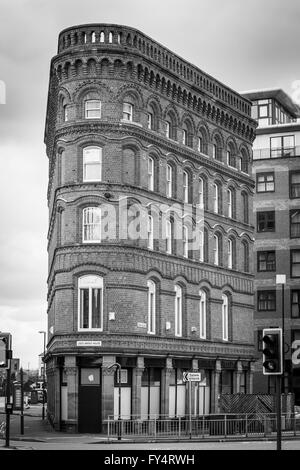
241,89 -> 300,402
44,24 -> 256,432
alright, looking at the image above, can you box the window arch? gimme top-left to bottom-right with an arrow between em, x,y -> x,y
147,280 -> 156,334
198,175 -> 208,210
199,289 -> 207,339
78,275 -> 103,331
83,146 -> 102,182
83,207 -> 101,242
175,285 -> 183,337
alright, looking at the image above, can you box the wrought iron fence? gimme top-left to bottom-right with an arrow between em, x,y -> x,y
106,413 -> 300,440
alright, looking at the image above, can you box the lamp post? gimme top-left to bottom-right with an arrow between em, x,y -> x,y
276,274 -> 286,393
38,331 -> 46,420
107,362 -> 122,440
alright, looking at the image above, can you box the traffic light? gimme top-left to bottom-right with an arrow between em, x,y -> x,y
0,333 -> 11,368
262,328 -> 283,375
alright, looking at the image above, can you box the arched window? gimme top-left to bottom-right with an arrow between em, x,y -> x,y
100,31 -> 105,43
58,149 -> 65,186
227,142 -> 237,169
63,103 -> 69,122
183,170 -> 189,203
204,227 -> 209,262
242,191 -> 249,224
146,103 -> 158,131
166,163 -> 173,198
175,285 -> 182,337
164,112 -> 176,140
147,156 -> 154,191
83,207 -> 101,242
198,177 -> 204,208
123,102 -> 133,121
85,100 -> 101,119
147,214 -> 153,250
213,182 -> 222,214
183,225 -> 188,258
83,146 -> 102,182
147,280 -> 156,334
78,275 -> 103,330
197,129 -> 208,155
182,121 -> 193,147
213,233 -> 222,266
222,294 -> 229,341
242,240 -> 249,272
227,188 -> 235,219
212,135 -> 222,161
199,229 -> 204,262
166,219 -> 173,254
227,238 -> 236,269
241,149 -> 249,173
199,289 -> 207,339
91,32 -> 96,43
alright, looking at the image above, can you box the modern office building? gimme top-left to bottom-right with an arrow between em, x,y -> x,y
241,88 -> 300,402
44,24 -> 256,432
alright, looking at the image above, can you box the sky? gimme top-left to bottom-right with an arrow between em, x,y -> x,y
1,0 -> 300,369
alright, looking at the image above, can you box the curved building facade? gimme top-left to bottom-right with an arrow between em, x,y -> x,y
44,24 -> 256,432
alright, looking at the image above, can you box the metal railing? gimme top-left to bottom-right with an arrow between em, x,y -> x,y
106,413 -> 300,440
253,146 -> 300,160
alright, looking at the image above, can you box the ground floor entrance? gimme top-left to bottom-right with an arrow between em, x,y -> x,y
46,354 -> 254,432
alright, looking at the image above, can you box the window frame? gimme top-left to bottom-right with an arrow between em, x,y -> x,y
147,156 -> 154,191
256,172 -> 275,193
166,163 -> 173,198
291,290 -> 300,318
175,285 -> 183,337
222,294 -> 229,342
85,100 -> 101,119
291,250 -> 300,278
290,171 -> 300,199
147,280 -> 156,335
78,275 -> 103,331
83,146 -> 102,182
199,289 -> 207,339
257,290 -> 276,311
290,209 -> 300,238
257,211 -> 275,233
82,207 -> 102,243
123,102 -> 133,121
257,251 -> 276,272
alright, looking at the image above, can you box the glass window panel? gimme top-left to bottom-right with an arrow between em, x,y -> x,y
283,135 -> 295,148
271,137 -> 281,148
259,105 -> 268,117
80,288 -> 89,328
91,288 -> 102,328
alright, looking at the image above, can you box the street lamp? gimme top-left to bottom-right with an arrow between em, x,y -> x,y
107,362 -> 122,440
276,274 -> 286,393
38,331 -> 46,420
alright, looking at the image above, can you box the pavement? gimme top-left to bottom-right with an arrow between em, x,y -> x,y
1,405 -> 300,451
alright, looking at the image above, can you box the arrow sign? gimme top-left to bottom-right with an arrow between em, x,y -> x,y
183,372 -> 202,382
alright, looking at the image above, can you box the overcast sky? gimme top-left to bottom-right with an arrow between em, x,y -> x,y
1,0 -> 300,369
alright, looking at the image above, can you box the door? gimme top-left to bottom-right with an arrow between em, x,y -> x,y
78,367 -> 101,433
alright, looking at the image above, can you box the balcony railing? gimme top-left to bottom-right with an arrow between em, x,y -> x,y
253,146 -> 300,160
